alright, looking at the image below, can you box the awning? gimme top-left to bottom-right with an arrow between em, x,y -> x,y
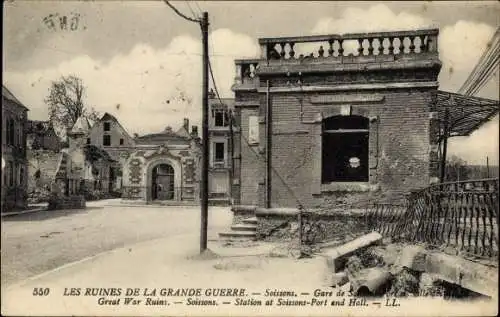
436,90 -> 499,137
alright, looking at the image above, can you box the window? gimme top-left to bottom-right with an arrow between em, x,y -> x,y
214,110 -> 229,127
7,119 -> 15,146
119,138 -> 124,145
8,161 -> 14,187
103,122 -> 110,131
215,111 -> 224,126
86,138 -> 91,145
214,142 -> 225,162
19,166 -> 24,185
103,135 -> 111,146
322,115 -> 369,183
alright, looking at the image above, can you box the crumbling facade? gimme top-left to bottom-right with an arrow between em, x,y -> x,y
232,29 -> 442,208
2,86 -> 29,211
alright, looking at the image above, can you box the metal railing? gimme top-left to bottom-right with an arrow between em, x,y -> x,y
364,179 -> 499,258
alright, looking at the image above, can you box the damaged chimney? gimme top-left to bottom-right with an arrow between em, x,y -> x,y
208,88 -> 216,99
183,118 -> 189,131
191,125 -> 198,138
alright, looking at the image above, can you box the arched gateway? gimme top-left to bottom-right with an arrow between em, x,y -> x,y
151,163 -> 175,200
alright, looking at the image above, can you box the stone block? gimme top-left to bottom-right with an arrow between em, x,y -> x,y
396,245 -> 427,272
325,232 -> 383,272
327,272 -> 349,287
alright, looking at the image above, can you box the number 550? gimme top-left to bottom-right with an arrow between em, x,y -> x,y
33,288 -> 50,296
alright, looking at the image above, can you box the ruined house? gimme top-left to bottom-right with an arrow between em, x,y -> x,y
1,85 -> 29,211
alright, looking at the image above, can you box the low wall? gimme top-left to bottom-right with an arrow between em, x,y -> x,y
231,205 -> 257,225
255,208 -> 371,244
48,195 -> 86,210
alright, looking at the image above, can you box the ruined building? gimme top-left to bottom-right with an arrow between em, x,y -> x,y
1,85 -> 29,211
231,29 -> 493,209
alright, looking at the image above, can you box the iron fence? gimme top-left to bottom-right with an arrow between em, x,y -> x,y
364,178 -> 499,258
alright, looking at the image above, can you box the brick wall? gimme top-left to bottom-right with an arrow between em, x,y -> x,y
238,107 -> 263,206
264,88 -> 433,208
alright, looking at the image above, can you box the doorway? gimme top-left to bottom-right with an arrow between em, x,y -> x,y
152,164 -> 175,200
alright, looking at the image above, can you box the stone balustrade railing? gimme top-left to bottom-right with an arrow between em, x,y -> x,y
234,59 -> 260,86
233,29 -> 439,87
258,29 -> 439,61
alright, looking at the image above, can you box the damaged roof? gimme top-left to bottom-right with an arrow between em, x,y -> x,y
27,120 -> 53,134
436,90 -> 499,137
2,85 -> 29,111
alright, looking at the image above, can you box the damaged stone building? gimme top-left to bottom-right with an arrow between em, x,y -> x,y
1,85 -> 29,211
232,29 -> 445,209
121,119 -> 201,203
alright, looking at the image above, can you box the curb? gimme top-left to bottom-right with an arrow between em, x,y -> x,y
1,206 -> 48,218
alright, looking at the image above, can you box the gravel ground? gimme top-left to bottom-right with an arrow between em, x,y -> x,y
1,200 -> 232,287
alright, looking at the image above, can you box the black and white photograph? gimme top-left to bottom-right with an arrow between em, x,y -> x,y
1,1 -> 499,316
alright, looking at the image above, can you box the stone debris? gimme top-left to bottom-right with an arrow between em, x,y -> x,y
387,268 -> 420,297
348,267 -> 393,296
322,236 -> 494,299
325,231 -> 383,272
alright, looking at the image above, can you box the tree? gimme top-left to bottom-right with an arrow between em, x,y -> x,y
45,75 -> 99,138
445,155 -> 470,181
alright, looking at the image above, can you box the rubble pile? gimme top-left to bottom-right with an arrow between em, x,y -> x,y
323,233 -> 490,299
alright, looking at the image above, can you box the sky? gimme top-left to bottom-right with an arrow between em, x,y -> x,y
3,1 -> 499,165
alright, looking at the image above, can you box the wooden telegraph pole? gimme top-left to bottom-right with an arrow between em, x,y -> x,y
163,2 -> 210,254
200,11 -> 209,253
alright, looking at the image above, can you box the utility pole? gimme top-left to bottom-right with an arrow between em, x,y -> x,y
486,156 -> 490,178
163,1 -> 209,254
200,11 -> 209,253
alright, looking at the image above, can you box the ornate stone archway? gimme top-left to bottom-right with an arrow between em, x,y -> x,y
144,154 -> 182,202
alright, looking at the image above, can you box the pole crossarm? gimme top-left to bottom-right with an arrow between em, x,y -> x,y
436,90 -> 499,137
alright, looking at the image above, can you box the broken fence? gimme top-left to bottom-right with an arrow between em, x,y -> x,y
364,178 -> 499,258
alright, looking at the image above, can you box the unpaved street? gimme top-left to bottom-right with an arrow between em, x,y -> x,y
1,201 -> 232,287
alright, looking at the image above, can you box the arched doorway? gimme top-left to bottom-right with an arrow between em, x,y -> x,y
151,164 -> 175,200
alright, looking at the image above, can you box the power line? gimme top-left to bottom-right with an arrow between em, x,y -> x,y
207,56 -> 307,209
193,1 -> 203,15
459,27 -> 500,96
163,0 -> 201,23
184,1 -> 199,20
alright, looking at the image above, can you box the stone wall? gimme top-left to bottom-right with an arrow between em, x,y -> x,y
48,195 -> 86,210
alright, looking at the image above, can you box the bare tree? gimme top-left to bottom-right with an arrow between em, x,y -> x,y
45,75 -> 99,137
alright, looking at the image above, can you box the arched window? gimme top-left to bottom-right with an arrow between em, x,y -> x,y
322,115 -> 369,183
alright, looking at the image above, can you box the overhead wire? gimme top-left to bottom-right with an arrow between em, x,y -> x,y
459,30 -> 496,93
184,1 -> 199,20
459,27 -> 500,96
162,0 -> 201,23
207,54 -> 307,210
465,41 -> 500,95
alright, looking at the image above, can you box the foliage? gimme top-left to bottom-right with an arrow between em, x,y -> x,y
83,144 -> 111,163
45,75 -> 100,137
445,155 -> 469,181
